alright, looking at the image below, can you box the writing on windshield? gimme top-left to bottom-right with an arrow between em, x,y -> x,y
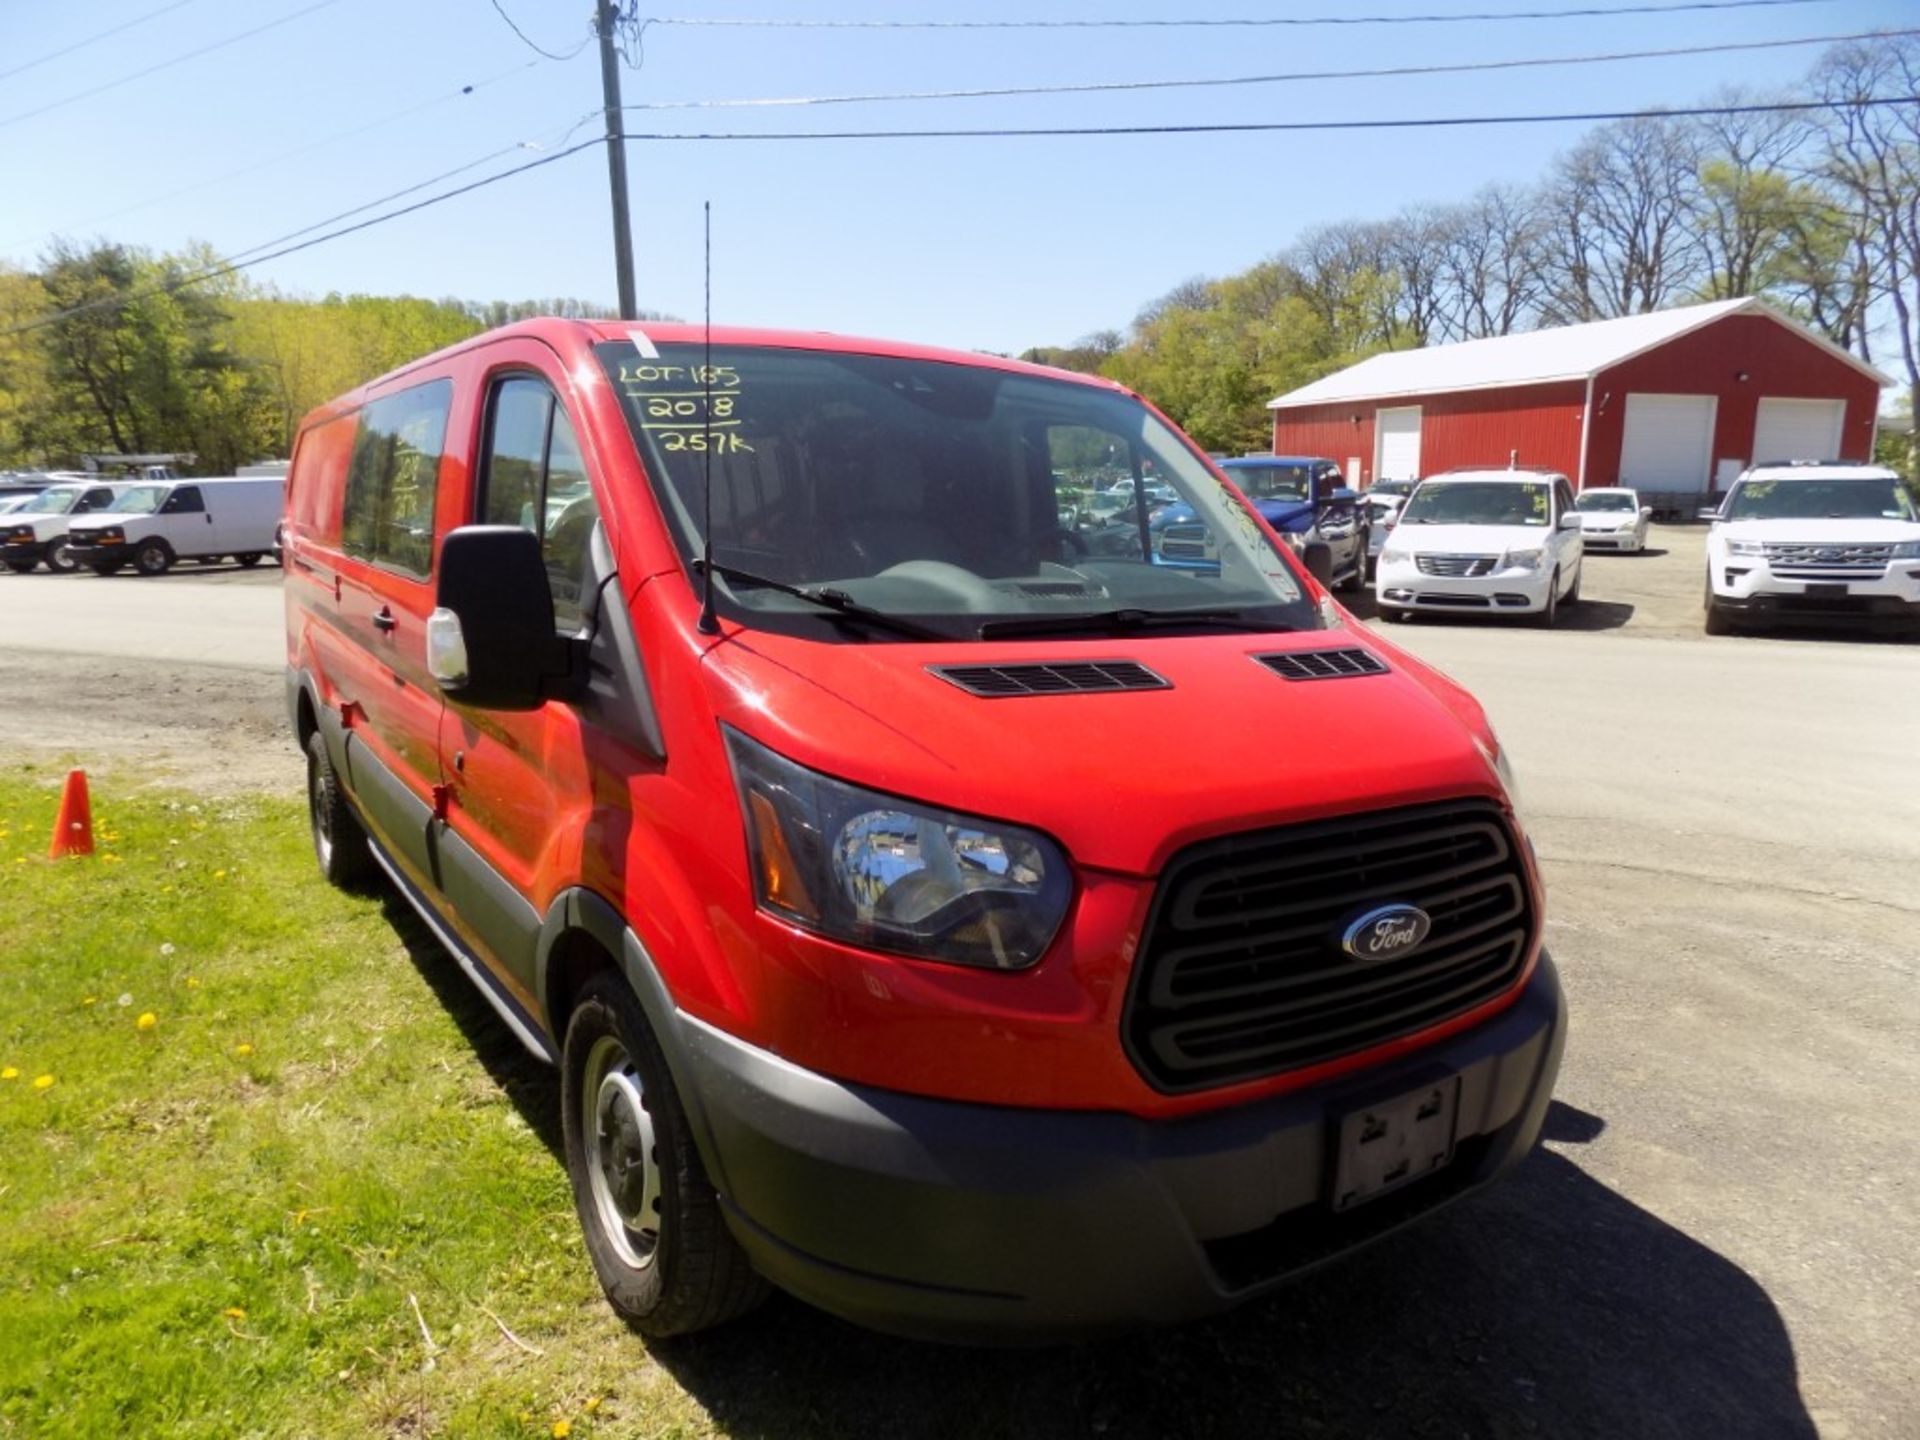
1401,481 -> 1549,526
1727,479 -> 1916,521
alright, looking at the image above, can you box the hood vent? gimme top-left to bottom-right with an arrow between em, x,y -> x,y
1256,648 -> 1389,681
931,660 -> 1170,697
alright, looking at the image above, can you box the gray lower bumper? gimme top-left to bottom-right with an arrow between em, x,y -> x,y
675,955 -> 1566,1344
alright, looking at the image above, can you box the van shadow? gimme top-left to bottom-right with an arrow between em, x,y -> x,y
647,1102 -> 1814,1440
379,893 -> 563,1158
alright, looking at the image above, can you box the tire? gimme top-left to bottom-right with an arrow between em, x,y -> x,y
45,542 -> 78,574
89,561 -> 123,576
562,974 -> 767,1338
134,538 -> 173,576
1378,604 -> 1408,624
1533,570 -> 1561,628
305,729 -> 376,890
1565,563 -> 1581,607
4,559 -> 35,575
235,552 -> 265,568
1336,556 -> 1365,594
1703,576 -> 1733,636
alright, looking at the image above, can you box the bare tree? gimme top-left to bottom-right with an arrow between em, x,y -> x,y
1813,38 -> 1920,460
1540,114 -> 1706,321
1432,184 -> 1549,340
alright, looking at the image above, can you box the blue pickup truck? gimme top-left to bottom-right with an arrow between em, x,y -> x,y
1153,456 -> 1371,592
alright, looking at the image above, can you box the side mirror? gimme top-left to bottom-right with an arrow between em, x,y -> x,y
1301,540 -> 1335,587
1640,506 -> 1653,519
1696,506 -> 1722,523
430,526 -> 574,711
1557,512 -> 1581,530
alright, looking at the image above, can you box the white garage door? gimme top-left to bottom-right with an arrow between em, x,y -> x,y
1375,406 -> 1422,481
1619,393 -> 1715,492
1751,397 -> 1845,466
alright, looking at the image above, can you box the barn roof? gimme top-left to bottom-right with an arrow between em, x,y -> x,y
1268,298 -> 1889,409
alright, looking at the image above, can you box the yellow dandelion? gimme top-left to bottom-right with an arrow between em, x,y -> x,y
551,1422 -> 572,1439
235,1042 -> 254,1058
136,1012 -> 157,1031
1,1067 -> 18,1080
222,1306 -> 247,1321
584,1397 -> 602,1415
32,1074 -> 54,1089
82,995 -> 97,1005
212,868 -> 227,879
100,854 -> 121,864
186,976 -> 200,989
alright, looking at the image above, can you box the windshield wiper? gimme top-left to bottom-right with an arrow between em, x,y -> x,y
692,560 -> 951,642
978,607 -> 1291,640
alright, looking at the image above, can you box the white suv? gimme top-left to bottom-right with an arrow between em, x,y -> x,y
1702,462 -> 1920,635
1374,468 -> 1585,626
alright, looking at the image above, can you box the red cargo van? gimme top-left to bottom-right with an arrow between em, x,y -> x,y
283,320 -> 1563,1343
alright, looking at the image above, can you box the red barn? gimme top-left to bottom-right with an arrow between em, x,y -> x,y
1267,298 -> 1887,501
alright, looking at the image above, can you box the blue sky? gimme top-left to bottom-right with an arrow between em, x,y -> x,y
0,0 -> 1911,354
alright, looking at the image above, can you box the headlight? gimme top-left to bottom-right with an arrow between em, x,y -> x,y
1476,728 -> 1526,825
1890,540 -> 1920,559
1501,547 -> 1545,571
1726,539 -> 1766,557
1613,521 -> 1637,531
1379,546 -> 1409,565
725,727 -> 1071,970
4,525 -> 33,543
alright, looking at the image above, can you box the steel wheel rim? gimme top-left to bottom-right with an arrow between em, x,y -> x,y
308,749 -> 334,868
582,1034 -> 661,1270
138,544 -> 166,574
47,544 -> 75,573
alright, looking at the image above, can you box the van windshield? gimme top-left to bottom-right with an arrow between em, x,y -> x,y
1725,478 -> 1917,521
16,487 -> 82,515
1399,481 -> 1550,527
597,342 -> 1319,641
106,485 -> 168,514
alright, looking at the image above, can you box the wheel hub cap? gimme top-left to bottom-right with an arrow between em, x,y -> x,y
584,1039 -> 660,1270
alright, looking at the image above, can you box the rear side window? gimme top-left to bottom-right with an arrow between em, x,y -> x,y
479,376 -> 601,633
343,379 -> 451,579
162,485 -> 204,514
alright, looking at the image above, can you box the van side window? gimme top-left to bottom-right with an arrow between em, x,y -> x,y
479,376 -> 600,633
79,488 -> 113,511
162,485 -> 204,515
343,379 -> 451,579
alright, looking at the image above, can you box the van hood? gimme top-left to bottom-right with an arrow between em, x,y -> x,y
701,625 -> 1500,876
1389,522 -> 1552,554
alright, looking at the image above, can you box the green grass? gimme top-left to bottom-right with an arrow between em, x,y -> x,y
0,768 -> 709,1440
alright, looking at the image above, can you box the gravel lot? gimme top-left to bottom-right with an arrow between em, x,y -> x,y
3,526 -> 1917,1437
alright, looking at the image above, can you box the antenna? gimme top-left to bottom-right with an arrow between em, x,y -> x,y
696,199 -> 720,636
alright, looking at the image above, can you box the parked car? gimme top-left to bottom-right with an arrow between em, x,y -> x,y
64,476 -> 282,575
1572,487 -> 1652,552
1153,456 -> 1369,593
1,481 -> 131,573
285,319 -> 1563,1343
1375,468 -> 1585,625
1700,462 -> 1920,635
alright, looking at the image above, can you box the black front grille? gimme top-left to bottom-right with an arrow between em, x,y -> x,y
1123,799 -> 1534,1092
1416,554 -> 1498,577
930,660 -> 1168,697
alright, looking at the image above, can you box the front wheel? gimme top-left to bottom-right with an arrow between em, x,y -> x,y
1377,604 -> 1409,624
44,542 -> 78,574
234,552 -> 265,568
134,538 -> 173,576
1533,570 -> 1561,628
1703,576 -> 1733,636
562,976 -> 767,1337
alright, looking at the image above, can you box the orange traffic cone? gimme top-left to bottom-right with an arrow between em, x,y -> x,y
48,768 -> 95,859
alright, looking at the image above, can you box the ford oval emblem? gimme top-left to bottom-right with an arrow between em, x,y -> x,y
1341,904 -> 1432,962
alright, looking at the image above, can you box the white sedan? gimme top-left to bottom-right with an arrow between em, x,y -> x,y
1573,487 -> 1652,552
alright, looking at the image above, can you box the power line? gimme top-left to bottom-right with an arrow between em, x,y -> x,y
6,93 -> 1915,338
485,0 -> 593,60
610,95 -> 1919,142
633,0 -> 1848,31
0,0 -> 350,132
0,0 -> 204,85
619,27 -> 1915,111
1,63 -> 548,257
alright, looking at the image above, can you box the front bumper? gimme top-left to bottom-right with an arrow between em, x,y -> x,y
1711,560 -> 1920,626
63,538 -> 130,564
1580,529 -> 1641,551
1376,560 -> 1551,614
677,955 -> 1565,1343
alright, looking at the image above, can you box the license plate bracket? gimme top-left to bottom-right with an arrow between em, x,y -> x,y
1804,582 -> 1849,598
1330,1077 -> 1461,1213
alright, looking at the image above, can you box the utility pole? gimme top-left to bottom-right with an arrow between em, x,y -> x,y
596,0 -> 637,320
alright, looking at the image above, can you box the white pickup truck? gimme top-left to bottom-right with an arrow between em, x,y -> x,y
1701,462 -> 1920,635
